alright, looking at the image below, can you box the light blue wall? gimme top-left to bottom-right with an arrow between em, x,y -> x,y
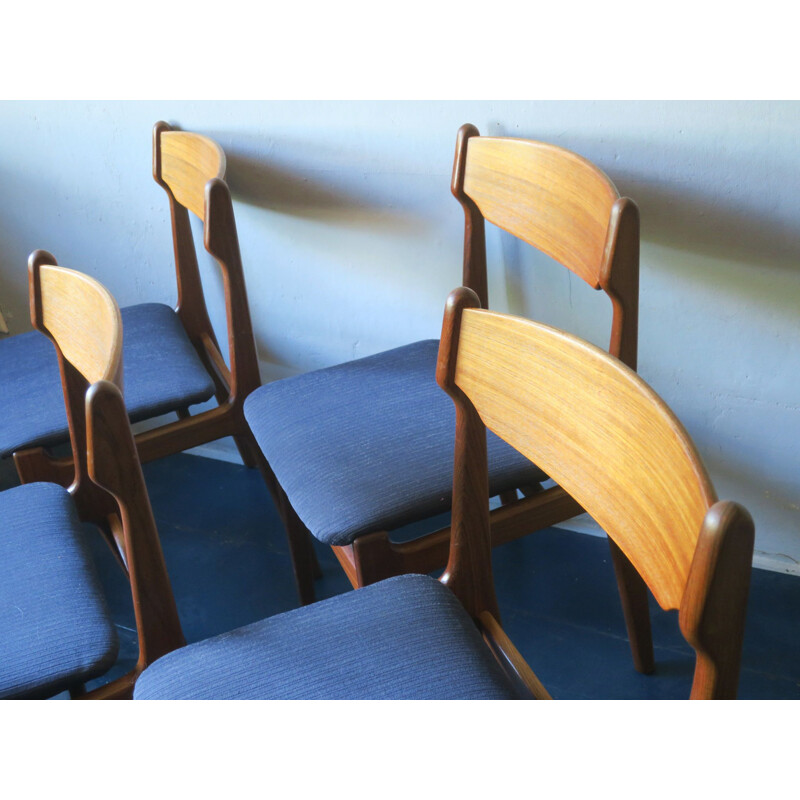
1,101 -> 798,572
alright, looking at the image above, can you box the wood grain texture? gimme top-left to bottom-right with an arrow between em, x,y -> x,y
454,307 -> 717,611
462,135 -> 619,289
159,130 -> 226,220
32,262 -> 123,387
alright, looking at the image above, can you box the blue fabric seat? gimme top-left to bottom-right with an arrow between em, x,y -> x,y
0,303 -> 215,458
134,574 -> 518,699
243,339 -> 547,547
0,482 -> 118,699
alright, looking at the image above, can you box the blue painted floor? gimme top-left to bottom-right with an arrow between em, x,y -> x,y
6,453 -> 799,699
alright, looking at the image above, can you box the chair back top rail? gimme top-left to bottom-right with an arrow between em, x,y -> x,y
449,302 -> 717,610
30,260 -> 123,388
460,134 -> 621,289
157,130 -> 226,220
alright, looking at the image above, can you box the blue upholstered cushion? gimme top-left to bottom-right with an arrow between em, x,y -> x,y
244,339 -> 547,546
0,483 -> 118,699
0,303 -> 215,458
134,574 -> 517,699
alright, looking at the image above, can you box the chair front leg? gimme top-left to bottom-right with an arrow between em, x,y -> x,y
607,538 -> 655,674
254,451 -> 320,605
232,428 -> 260,468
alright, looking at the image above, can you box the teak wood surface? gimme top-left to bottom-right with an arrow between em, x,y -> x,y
30,261 -> 185,699
325,124 -> 653,674
453,306 -> 714,609
440,288 -> 754,699
14,123 -> 263,525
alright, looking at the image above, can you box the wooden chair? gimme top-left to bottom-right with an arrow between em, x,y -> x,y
132,306 -> 555,701
436,287 -> 754,699
2,123 -> 262,513
23,256 -> 185,699
243,124 -> 654,672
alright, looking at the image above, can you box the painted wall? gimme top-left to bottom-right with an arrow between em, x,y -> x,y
0,101 -> 797,572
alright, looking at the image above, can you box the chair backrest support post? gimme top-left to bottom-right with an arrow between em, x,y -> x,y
452,124 -> 489,309
600,197 -> 640,369
681,500 -> 755,699
436,287 -> 500,620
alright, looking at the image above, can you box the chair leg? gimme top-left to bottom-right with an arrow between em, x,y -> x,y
281,499 -> 320,606
232,430 -> 260,469
607,538 -> 655,674
254,451 -> 320,605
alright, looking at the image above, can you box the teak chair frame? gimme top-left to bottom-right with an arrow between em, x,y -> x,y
37,261 -> 551,701
29,256 -> 185,699
315,124 -> 654,672
441,287 -> 754,699
13,122 -> 262,504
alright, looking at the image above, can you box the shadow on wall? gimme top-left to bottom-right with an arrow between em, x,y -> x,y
193,130 -> 433,238
180,130 -> 449,373
0,258 -> 28,335
0,219 -> 47,335
226,151 -> 372,217
494,233 -> 613,326
490,122 -> 800,275
0,159 -> 176,336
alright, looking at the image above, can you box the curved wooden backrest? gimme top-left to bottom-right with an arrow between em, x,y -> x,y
31,262 -> 123,388
152,122 -> 260,405
158,130 -> 226,220
460,135 -> 620,289
29,255 -> 185,696
450,305 -> 717,610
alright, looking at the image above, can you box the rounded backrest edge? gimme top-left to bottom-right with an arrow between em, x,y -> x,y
452,306 -> 717,610
30,258 -> 123,388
